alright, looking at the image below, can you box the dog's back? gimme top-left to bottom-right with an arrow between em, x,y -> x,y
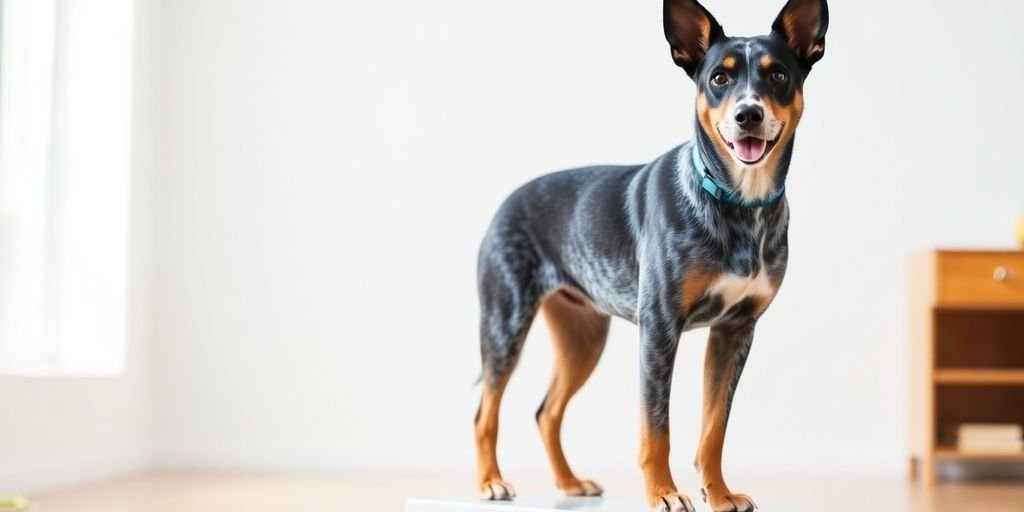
478,161 -> 648,320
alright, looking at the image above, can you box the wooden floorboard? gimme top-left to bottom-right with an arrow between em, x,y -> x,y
28,472 -> 1024,512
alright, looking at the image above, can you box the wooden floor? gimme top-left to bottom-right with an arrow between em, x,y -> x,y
30,472 -> 1024,512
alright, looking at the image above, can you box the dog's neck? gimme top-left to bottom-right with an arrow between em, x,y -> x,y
691,124 -> 792,208
678,131 -> 792,235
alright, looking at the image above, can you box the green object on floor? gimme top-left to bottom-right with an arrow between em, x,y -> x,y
0,496 -> 30,511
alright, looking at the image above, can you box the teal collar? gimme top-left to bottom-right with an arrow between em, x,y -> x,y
691,143 -> 785,208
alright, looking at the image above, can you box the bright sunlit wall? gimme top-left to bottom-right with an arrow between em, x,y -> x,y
0,0 -> 133,375
0,0 -> 146,496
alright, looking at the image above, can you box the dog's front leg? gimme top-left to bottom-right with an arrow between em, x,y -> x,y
638,308 -> 693,512
696,322 -> 757,512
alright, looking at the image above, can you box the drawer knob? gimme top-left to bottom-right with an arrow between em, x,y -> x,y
993,266 -> 1010,282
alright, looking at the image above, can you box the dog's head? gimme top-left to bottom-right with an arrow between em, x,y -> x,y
665,0 -> 828,202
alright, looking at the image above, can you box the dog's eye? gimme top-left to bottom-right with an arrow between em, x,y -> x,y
770,70 -> 789,83
710,72 -> 730,87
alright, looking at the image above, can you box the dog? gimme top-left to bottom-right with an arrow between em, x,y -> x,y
473,0 -> 827,510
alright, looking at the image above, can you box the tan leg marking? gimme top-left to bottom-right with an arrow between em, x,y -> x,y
640,427 -> 694,512
537,290 -> 608,497
476,378 -> 516,500
695,331 -> 757,512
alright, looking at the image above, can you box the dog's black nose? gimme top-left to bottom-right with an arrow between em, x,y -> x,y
734,105 -> 764,129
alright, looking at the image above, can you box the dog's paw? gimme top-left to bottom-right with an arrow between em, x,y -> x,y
559,478 -> 603,497
479,478 -> 516,501
701,488 -> 757,512
649,492 -> 695,512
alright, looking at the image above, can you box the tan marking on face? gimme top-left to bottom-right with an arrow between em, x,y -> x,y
727,91 -> 804,202
696,93 -> 734,165
722,56 -> 736,69
760,90 -> 804,173
716,87 -> 802,202
760,55 -> 773,68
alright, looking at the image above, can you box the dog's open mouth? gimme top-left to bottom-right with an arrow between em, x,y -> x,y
719,128 -> 782,165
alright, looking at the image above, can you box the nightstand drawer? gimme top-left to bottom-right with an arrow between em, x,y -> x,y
936,252 -> 1024,307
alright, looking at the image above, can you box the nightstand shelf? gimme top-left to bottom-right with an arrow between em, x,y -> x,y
909,250 -> 1024,484
934,448 -> 1024,461
933,369 -> 1024,385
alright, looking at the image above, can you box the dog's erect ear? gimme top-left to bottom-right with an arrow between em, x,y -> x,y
771,0 -> 828,71
664,0 -> 725,77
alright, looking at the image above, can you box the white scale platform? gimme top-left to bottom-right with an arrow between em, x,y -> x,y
405,497 -> 796,512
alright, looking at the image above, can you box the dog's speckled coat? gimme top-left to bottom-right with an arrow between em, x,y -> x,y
473,1 -> 828,511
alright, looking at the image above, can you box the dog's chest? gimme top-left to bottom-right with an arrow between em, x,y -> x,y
710,271 -> 774,310
682,207 -> 782,328
683,270 -> 776,330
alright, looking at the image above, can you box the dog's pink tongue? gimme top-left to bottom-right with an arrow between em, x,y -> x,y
735,137 -> 767,163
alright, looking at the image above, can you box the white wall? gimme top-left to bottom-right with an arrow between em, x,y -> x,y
0,0 -> 159,494
149,0 -> 1024,480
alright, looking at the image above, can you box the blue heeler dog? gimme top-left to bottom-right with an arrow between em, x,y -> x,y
473,1 -> 828,510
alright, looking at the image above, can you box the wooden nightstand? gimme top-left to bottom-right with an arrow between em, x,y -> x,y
909,250 -> 1024,484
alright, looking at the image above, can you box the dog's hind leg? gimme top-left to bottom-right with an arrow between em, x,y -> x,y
535,289 -> 609,496
475,375 -> 518,501
475,239 -> 543,501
